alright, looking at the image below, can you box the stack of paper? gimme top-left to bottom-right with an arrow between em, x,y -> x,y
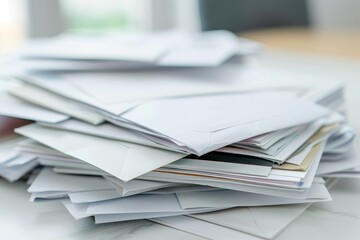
0,30 -> 359,240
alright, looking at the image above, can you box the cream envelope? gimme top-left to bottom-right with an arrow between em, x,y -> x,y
16,124 -> 186,181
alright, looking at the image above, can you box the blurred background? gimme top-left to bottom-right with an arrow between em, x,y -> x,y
1,0 -> 359,57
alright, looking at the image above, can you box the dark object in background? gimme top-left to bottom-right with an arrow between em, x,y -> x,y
199,0 -> 310,33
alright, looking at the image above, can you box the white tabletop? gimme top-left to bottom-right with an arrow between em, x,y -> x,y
1,50 -> 360,240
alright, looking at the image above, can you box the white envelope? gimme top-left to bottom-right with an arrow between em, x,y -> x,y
152,215 -> 262,240
121,91 -> 329,155
139,143 -> 324,199
20,33 -> 168,62
63,200 -> 91,220
1,154 -> 36,167
93,209 -> 217,224
157,202 -> 311,240
0,87 -> 68,123
324,125 -> 356,154
85,180 -> 329,218
0,137 -> 22,164
20,30 -> 259,66
218,119 -> 325,163
67,185 -> 219,204
86,194 -> 211,215
16,58 -> 305,117
0,158 -> 38,182
30,191 -> 68,202
192,204 -> 311,239
39,119 -> 183,152
166,158 -> 272,177
68,190 -> 123,204
140,171 -> 310,199
317,148 -> 359,176
27,168 -> 114,193
176,179 -> 330,209
9,83 -> 104,125
15,124 -> 186,181
105,176 -> 179,197
83,194 -> 221,223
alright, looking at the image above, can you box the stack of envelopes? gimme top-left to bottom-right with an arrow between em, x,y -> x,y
0,30 -> 359,240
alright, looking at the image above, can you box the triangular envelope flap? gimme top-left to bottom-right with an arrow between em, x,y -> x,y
121,91 -> 329,155
192,112 -> 329,156
248,204 -> 310,239
194,204 -> 310,239
117,145 -> 186,182
16,124 -> 186,181
194,208 -> 265,237
66,141 -> 130,181
27,167 -> 113,193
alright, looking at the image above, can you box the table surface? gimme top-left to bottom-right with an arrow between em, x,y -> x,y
240,27 -> 360,59
1,28 -> 360,240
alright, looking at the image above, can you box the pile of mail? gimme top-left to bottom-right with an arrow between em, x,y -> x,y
0,30 -> 359,239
